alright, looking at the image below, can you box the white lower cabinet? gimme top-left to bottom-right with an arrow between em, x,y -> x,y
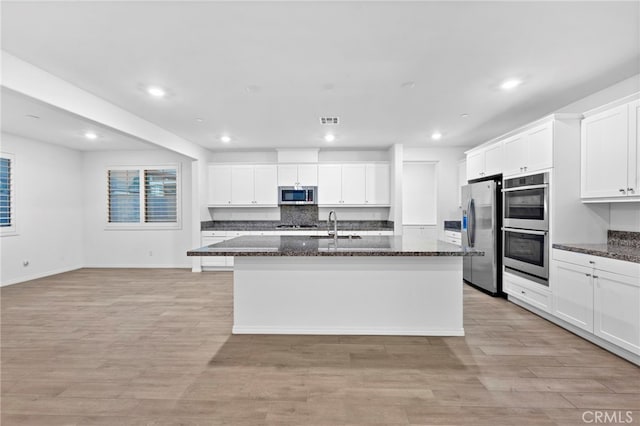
593,270 -> 640,354
201,231 -> 232,268
402,225 -> 437,241
549,249 -> 640,358
552,261 -> 594,332
503,271 -> 551,313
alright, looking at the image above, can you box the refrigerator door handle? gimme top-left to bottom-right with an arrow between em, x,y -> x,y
467,198 -> 476,247
466,198 -> 472,247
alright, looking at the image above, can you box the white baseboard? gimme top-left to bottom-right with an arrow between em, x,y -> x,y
82,263 -> 191,269
233,326 -> 465,336
0,265 -> 83,287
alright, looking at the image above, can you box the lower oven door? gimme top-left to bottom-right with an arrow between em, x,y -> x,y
503,228 -> 549,280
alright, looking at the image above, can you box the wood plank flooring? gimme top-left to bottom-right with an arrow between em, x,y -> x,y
2,268 -> 639,425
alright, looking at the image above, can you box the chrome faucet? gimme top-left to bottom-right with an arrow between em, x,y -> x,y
328,210 -> 338,237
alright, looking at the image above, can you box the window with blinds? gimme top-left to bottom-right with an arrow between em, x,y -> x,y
0,155 -> 14,233
107,165 -> 180,228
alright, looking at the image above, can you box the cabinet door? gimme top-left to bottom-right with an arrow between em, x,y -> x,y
503,134 -> 527,176
593,270 -> 640,354
341,164 -> 366,204
253,165 -> 277,205
318,164 -> 342,204
581,105 -> 629,198
525,123 -> 553,173
466,151 -> 484,180
552,261 -> 594,332
231,165 -> 254,205
365,164 -> 390,205
484,143 -> 503,176
297,164 -> 318,186
208,165 -> 232,205
277,165 -> 298,186
629,100 -> 639,196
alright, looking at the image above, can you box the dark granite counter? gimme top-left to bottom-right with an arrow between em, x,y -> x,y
553,230 -> 640,264
200,220 -> 395,232
188,235 -> 484,257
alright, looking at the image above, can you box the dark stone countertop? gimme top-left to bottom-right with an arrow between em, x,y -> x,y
201,220 -> 394,232
552,243 -> 640,264
188,235 -> 484,257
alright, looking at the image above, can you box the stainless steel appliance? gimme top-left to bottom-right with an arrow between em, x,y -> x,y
503,172 -> 549,231
278,186 -> 317,205
503,228 -> 549,283
461,179 -> 502,295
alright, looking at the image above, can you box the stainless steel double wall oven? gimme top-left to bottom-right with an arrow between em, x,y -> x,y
502,172 -> 550,284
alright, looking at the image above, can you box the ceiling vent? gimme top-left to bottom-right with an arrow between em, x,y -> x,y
320,117 -> 339,125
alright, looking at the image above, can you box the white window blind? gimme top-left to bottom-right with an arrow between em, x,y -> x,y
108,169 -> 140,223
144,169 -> 177,223
107,165 -> 180,228
0,154 -> 14,233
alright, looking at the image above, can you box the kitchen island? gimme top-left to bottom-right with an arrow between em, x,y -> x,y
188,235 -> 483,336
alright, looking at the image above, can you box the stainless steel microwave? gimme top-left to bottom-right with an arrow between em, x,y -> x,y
278,186 -> 317,205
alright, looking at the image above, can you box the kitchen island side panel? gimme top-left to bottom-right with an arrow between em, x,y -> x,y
232,256 -> 463,336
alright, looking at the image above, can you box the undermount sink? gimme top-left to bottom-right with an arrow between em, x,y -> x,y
309,235 -> 362,239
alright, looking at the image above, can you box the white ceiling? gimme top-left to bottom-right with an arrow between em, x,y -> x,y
1,88 -> 156,151
1,1 -> 639,152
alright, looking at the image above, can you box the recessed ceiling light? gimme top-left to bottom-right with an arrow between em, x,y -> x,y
84,131 -> 98,140
401,81 -> 416,89
431,132 -> 442,141
246,85 -> 261,94
324,134 -> 336,143
25,114 -> 40,119
220,135 -> 231,143
460,113 -> 469,119
500,79 -> 522,90
195,117 -> 204,123
147,86 -> 166,98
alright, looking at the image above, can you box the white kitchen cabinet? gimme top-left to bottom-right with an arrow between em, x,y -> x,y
552,260 -> 594,332
503,271 -> 552,313
201,231 -> 231,268
443,230 -> 462,246
277,164 -> 318,186
209,164 -> 277,206
341,164 -> 366,204
208,165 -> 232,205
318,163 -> 388,206
503,122 -> 553,177
550,248 -> 640,356
402,225 -> 437,241
465,142 -> 503,180
594,270 -> 640,354
581,99 -> 640,201
365,163 -> 390,205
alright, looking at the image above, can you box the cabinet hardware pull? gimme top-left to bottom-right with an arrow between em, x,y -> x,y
619,189 -> 626,193
521,290 -> 526,294
586,273 -> 591,277
593,275 -> 599,279
628,188 -> 635,193
588,261 -> 595,264
524,166 -> 527,171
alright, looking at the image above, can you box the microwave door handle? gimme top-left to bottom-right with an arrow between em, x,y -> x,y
502,184 -> 548,192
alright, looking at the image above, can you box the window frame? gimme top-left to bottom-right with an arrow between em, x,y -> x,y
105,163 -> 181,230
0,153 -> 16,236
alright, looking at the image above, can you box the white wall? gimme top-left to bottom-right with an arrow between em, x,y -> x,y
402,147 -> 468,239
82,150 -> 193,268
0,133 -> 84,286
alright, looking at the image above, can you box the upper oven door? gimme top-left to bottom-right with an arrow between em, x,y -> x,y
503,184 -> 548,231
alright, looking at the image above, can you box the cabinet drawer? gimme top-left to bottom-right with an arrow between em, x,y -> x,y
201,230 -> 228,237
504,272 -> 551,312
553,249 -> 639,279
444,236 -> 461,246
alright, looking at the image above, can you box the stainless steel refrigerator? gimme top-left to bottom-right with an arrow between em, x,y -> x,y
461,179 -> 502,295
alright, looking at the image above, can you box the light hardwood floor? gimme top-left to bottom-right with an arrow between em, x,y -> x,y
1,268 -> 639,425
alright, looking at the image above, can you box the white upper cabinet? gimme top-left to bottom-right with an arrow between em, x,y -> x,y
581,99 -> 639,201
277,164 -> 318,186
208,165 -> 232,205
503,122 -> 553,177
466,141 -> 503,180
208,164 -> 277,206
365,163 -> 390,205
318,163 -> 390,206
